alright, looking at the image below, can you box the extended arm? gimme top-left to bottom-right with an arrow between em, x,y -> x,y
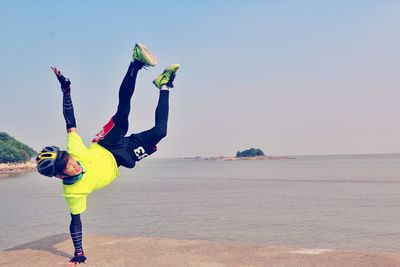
69,213 -> 86,264
51,67 -> 77,133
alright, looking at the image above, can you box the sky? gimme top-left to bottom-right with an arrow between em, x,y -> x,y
1,0 -> 400,158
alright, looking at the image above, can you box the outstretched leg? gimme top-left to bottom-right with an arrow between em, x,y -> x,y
92,43 -> 157,144
112,61 -> 143,131
92,61 -> 142,144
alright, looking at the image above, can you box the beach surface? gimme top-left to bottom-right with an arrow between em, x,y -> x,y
1,234 -> 400,267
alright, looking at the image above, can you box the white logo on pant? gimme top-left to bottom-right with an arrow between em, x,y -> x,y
134,146 -> 148,160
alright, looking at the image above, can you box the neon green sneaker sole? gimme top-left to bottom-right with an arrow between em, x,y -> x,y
153,64 -> 180,89
133,43 -> 157,67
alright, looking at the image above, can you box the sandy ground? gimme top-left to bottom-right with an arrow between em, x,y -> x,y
1,234 -> 400,267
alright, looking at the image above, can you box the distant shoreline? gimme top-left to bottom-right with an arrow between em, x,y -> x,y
182,155 -> 294,161
0,161 -> 36,177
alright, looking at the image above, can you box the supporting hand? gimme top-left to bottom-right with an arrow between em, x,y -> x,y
67,249 -> 87,265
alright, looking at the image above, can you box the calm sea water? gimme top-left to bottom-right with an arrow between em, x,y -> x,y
1,154 -> 400,251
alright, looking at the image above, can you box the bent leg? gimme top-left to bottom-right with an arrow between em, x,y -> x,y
154,90 -> 169,139
124,90 -> 169,161
130,90 -> 169,147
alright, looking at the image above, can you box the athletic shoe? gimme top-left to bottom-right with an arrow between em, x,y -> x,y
153,64 -> 180,89
133,43 -> 157,67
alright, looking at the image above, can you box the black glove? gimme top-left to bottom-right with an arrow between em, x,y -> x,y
69,249 -> 86,264
57,74 -> 71,94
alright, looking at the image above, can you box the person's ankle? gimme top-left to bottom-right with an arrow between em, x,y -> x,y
131,60 -> 144,70
160,85 -> 169,91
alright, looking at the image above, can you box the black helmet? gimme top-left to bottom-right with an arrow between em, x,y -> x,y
36,146 -> 61,177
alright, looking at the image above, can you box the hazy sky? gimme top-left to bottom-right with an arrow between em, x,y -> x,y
1,0 -> 399,158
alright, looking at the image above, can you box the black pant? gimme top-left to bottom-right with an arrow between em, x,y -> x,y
92,61 -> 169,168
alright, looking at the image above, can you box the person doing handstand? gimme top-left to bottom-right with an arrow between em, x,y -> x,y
36,43 -> 180,264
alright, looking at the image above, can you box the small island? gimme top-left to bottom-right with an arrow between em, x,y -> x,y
0,132 -> 37,176
236,147 -> 265,158
183,147 -> 292,161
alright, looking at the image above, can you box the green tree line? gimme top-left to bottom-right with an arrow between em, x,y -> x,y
0,132 -> 37,163
236,148 -> 265,157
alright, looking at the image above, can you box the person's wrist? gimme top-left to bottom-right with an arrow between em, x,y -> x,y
74,248 -> 84,256
58,75 -> 71,89
62,87 -> 71,94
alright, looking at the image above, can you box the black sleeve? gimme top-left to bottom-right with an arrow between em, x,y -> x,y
63,93 -> 77,129
70,213 -> 83,253
57,75 -> 76,129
